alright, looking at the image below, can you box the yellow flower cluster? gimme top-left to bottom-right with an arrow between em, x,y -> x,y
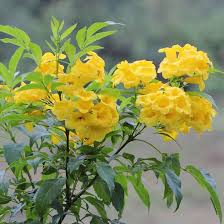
158,44 -> 212,90
136,82 -> 216,138
112,60 -> 156,88
36,52 -> 66,76
49,52 -> 119,145
10,43 -> 216,144
52,94 -> 118,145
58,52 -> 105,95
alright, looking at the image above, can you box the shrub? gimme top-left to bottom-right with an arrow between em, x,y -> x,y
0,17 -> 222,224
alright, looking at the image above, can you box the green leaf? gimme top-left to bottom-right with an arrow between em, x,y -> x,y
0,63 -> 10,85
61,23 -> 77,40
90,216 -> 105,224
100,88 -> 120,97
0,38 -> 21,46
74,45 -> 103,61
8,47 -> 24,75
0,194 -> 11,205
87,21 -> 122,37
128,176 -> 150,209
165,169 -> 182,211
68,155 -> 85,173
76,26 -> 87,49
93,179 -> 111,205
115,174 -> 128,195
185,165 -> 222,222
3,143 -> 24,165
64,42 -> 76,64
85,196 -> 107,219
45,40 -> 56,53
112,182 -> 125,217
86,31 -> 116,46
96,162 -> 115,193
0,25 -> 30,46
16,83 -> 45,91
111,134 -> 122,146
35,178 -> 65,217
25,72 -> 43,83
87,22 -> 109,37
29,42 -> 42,65
122,153 -> 135,164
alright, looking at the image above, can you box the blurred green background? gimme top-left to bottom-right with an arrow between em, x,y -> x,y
1,0 -> 224,91
0,0 -> 224,223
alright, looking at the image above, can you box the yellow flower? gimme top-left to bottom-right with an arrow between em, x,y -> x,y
52,100 -> 75,121
158,44 -> 212,90
74,99 -> 94,113
187,95 -> 216,133
112,60 -> 156,89
65,111 -> 90,130
153,94 -> 173,114
64,101 -> 119,145
69,51 -> 105,85
36,52 -> 66,75
89,102 -> 119,128
14,87 -> 47,103
99,94 -> 117,109
137,86 -> 191,133
76,88 -> 97,101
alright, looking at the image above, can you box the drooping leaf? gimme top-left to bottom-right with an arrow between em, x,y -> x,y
128,176 -> 150,209
115,174 -> 128,195
85,196 -> 107,219
112,182 -> 125,217
68,155 -> 85,173
34,178 -> 65,217
164,169 -> 182,211
96,162 -> 115,193
3,143 -> 24,165
93,179 -> 111,205
185,165 -> 222,223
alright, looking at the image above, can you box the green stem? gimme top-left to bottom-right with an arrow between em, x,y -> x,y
65,129 -> 70,205
58,123 -> 144,224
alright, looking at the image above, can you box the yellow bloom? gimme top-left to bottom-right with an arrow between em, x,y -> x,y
112,60 -> 156,89
99,94 -> 117,109
187,95 -> 216,133
14,88 -> 47,103
76,88 -> 97,101
52,100 -> 75,121
69,51 -> 105,86
65,101 -> 119,145
137,86 -> 191,132
74,99 -> 94,113
36,52 -> 66,76
158,44 -> 212,90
